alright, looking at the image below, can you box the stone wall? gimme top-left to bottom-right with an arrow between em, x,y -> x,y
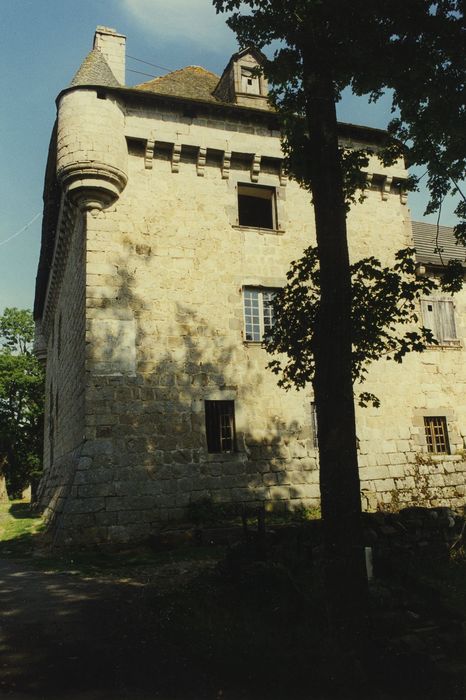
54,101 -> 425,545
38,210 -> 86,530
355,292 -> 466,511
37,84 -> 466,546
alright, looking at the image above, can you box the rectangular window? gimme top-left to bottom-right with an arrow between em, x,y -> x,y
241,68 -> 260,94
424,416 -> 450,454
205,400 -> 236,453
243,287 -> 276,341
238,184 -> 276,229
421,299 -> 459,344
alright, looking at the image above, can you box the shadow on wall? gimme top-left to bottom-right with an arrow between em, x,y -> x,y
80,246 -> 318,524
37,236 -> 318,546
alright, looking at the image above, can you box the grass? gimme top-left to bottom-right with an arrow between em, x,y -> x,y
0,498 -> 44,555
186,496 -> 321,527
398,550 -> 466,619
0,496 -> 226,579
0,497 -> 465,698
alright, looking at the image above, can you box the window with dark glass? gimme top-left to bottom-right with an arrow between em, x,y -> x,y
424,416 -> 450,454
241,67 -> 260,94
205,400 -> 236,453
238,184 -> 276,229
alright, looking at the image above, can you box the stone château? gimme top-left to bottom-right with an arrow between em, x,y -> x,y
34,26 -> 466,545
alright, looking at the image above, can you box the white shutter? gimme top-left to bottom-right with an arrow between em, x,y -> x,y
421,300 -> 436,336
421,299 -> 458,343
435,300 -> 457,341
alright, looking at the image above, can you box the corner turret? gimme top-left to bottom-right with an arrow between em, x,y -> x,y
55,27 -> 128,213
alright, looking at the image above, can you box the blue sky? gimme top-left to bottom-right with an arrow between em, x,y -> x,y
0,0 -> 461,314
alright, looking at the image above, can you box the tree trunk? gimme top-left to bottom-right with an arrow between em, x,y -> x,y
0,465 -> 7,502
301,44 -> 370,647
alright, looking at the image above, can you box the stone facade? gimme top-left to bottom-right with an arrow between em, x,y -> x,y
34,27 -> 465,546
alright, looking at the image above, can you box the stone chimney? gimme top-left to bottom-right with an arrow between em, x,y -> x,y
93,26 -> 126,85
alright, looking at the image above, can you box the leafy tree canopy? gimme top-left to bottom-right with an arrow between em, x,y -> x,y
213,0 -> 466,643
214,0 -> 465,236
0,307 -> 35,354
215,0 -> 466,398
265,247 -> 463,405
0,308 -> 44,498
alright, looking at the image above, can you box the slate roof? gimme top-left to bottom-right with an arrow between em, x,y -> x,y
70,48 -> 120,88
412,221 -> 466,266
134,66 -> 221,103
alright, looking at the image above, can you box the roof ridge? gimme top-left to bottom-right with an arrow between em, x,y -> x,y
134,64 -> 219,89
413,220 -> 454,228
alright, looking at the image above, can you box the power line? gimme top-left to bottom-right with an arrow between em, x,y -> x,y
127,68 -> 160,79
0,213 -> 41,248
127,54 -> 174,73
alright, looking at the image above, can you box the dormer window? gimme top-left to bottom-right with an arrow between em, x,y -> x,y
213,47 -> 269,110
241,68 -> 260,95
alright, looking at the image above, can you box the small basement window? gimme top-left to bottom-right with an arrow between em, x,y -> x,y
424,416 -> 450,454
238,184 -> 276,229
205,400 -> 236,453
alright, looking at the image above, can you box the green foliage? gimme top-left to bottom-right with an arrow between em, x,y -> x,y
186,497 -> 320,526
0,499 -> 44,556
0,309 -> 44,498
0,308 -> 34,353
186,497 -> 239,525
214,0 -> 465,240
215,0 -> 466,401
265,246 -> 457,405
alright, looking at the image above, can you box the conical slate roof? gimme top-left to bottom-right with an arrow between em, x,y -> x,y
70,48 -> 120,88
134,66 -> 220,103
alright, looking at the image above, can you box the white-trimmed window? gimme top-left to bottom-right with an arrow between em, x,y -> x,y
421,299 -> 459,345
238,184 -> 276,229
243,287 -> 276,341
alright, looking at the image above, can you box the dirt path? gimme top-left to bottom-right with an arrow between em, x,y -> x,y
0,557 -> 220,700
1,554 -> 464,700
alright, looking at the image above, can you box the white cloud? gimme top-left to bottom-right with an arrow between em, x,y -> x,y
120,0 -> 236,51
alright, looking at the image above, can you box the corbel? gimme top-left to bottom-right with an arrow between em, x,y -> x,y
144,139 -> 155,169
251,154 -> 261,183
222,150 -> 231,179
197,146 -> 207,177
382,176 -> 392,201
171,143 -> 182,173
33,320 -> 47,365
400,188 -> 408,205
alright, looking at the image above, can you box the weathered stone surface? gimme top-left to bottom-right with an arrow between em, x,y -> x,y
36,26 -> 466,546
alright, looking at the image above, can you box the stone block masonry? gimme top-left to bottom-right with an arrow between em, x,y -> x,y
35,30 -> 466,546
37,211 -> 86,533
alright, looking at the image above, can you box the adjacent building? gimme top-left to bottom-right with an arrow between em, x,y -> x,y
34,27 -> 466,545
